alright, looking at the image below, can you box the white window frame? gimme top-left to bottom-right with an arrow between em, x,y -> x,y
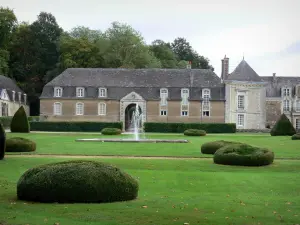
181,88 -> 189,106
283,99 -> 290,112
12,91 -> 15,102
160,88 -> 168,106
237,114 -> 245,127
76,87 -> 85,98
181,110 -> 188,116
295,100 -> 300,112
202,88 -> 210,117
296,119 -> 300,130
98,102 -> 106,115
282,87 -> 291,97
160,110 -> 167,116
237,94 -> 245,110
99,88 -> 107,98
53,102 -> 62,115
54,87 -> 63,97
76,102 -> 84,115
18,92 -> 21,103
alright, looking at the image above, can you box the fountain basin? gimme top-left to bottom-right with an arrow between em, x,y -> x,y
75,138 -> 189,143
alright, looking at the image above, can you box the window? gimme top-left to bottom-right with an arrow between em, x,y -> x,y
160,88 -> 168,106
237,114 -> 245,127
54,87 -> 62,97
237,95 -> 245,110
76,87 -> 85,97
2,90 -> 6,99
283,100 -> 290,111
160,110 -> 167,116
181,110 -> 188,116
18,92 -> 21,103
296,119 -> 300,131
76,102 -> 84,115
181,88 -> 189,105
24,94 -> 27,105
202,89 -> 210,117
99,88 -> 107,97
296,100 -> 300,112
53,102 -> 62,115
283,88 -> 290,97
12,91 -> 15,102
98,103 -> 106,115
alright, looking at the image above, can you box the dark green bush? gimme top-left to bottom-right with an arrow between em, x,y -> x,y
101,128 -> 122,135
201,140 -> 241,154
17,160 -> 139,203
270,114 -> 296,136
291,133 -> 300,140
30,121 -> 123,132
184,129 -> 206,136
0,116 -> 12,129
0,122 -> 6,160
144,122 -> 236,133
10,106 -> 30,133
6,137 -> 36,152
213,144 -> 274,166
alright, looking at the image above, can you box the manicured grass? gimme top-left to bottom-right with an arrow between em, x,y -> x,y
0,157 -> 299,225
6,132 -> 300,159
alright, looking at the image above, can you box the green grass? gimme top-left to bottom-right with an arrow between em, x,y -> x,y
0,157 -> 300,225
6,132 -> 300,159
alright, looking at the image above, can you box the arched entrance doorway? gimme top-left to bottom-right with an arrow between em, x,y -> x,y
125,103 -> 142,131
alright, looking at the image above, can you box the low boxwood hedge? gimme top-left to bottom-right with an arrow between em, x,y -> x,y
184,129 -> 206,136
6,137 -> 36,152
291,133 -> 300,140
213,144 -> 274,166
17,160 -> 139,203
201,140 -> 241,154
101,128 -> 122,135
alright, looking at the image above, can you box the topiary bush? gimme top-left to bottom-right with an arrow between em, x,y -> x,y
291,133 -> 300,140
10,106 -> 30,133
101,128 -> 122,135
214,144 -> 274,166
270,114 -> 296,136
0,122 -> 6,160
201,140 -> 241,154
6,137 -> 36,152
17,160 -> 139,203
184,129 -> 206,136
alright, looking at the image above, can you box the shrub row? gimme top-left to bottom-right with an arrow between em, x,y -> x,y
0,116 -> 40,128
144,122 -> 236,133
30,121 -> 123,132
184,129 -> 206,136
101,128 -> 122,135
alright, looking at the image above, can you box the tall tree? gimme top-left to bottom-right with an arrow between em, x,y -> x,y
149,40 -> 178,68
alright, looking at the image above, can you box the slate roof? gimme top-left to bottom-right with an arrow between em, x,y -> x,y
226,59 -> 263,82
260,76 -> 300,97
41,68 -> 225,101
0,75 -> 26,103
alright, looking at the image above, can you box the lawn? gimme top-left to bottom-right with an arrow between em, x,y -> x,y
6,132 -> 300,159
0,157 -> 300,225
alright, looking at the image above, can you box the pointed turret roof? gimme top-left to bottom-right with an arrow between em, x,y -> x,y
226,59 -> 263,82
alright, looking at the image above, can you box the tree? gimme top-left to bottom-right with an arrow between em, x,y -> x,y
0,122 -> 6,160
270,114 -> 296,136
10,106 -> 30,133
149,40 -> 178,68
69,26 -> 102,42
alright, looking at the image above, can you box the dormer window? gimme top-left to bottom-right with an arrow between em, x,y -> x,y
99,88 -> 107,98
54,87 -> 63,97
160,88 -> 168,106
12,91 -> 15,102
181,88 -> 189,105
76,87 -> 85,97
282,87 -> 291,97
18,92 -> 21,103
202,89 -> 211,117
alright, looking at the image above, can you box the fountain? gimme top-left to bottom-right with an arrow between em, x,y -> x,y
76,102 -> 189,143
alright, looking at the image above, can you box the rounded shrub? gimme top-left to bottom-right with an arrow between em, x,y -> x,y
101,128 -> 122,135
291,133 -> 300,140
6,137 -> 36,152
270,114 -> 296,136
201,140 -> 241,154
184,129 -> 206,136
17,160 -> 139,203
213,144 -> 274,166
0,122 -> 6,160
10,106 -> 30,133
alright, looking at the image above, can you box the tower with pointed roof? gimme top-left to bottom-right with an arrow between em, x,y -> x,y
223,58 -> 268,129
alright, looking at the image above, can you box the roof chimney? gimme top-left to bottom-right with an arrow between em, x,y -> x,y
221,55 -> 229,81
272,73 -> 276,82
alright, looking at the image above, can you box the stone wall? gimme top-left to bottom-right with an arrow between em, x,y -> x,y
265,99 -> 281,127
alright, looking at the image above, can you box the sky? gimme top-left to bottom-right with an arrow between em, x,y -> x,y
2,0 -> 300,77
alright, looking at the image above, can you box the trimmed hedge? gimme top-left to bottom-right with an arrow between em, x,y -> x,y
0,122 -> 6,160
10,106 -> 30,133
30,122 -> 123,132
270,114 -> 296,136
144,122 -> 236,133
6,137 -> 36,152
0,116 -> 40,129
201,140 -> 241,155
214,144 -> 274,166
291,133 -> 300,140
101,128 -> 122,135
184,129 -> 206,136
17,160 -> 139,203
